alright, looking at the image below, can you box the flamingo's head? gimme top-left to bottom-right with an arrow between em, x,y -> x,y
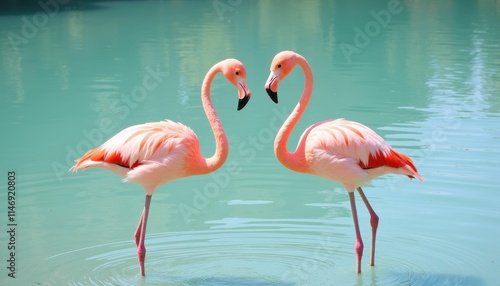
221,59 -> 251,111
264,51 -> 298,104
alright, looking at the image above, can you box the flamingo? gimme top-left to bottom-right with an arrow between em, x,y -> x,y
70,58 -> 251,276
264,51 -> 423,273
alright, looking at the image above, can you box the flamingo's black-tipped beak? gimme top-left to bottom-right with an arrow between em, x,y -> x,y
266,88 -> 278,104
237,94 -> 250,111
265,71 -> 279,104
236,78 -> 251,111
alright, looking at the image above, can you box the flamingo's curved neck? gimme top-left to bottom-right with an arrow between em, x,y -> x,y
200,64 -> 229,173
274,56 -> 314,173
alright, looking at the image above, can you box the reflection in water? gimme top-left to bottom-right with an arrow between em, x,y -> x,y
45,219 -> 342,285
177,75 -> 189,107
66,10 -> 84,51
1,42 -> 24,103
44,219 -> 486,285
0,1 -> 499,285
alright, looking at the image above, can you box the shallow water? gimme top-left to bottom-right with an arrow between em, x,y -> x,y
1,0 -> 499,285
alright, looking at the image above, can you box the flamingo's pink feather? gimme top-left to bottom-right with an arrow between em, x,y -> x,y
305,119 -> 423,186
70,120 -> 205,190
72,120 -> 199,171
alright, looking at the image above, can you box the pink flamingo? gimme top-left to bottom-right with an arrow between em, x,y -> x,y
71,59 -> 251,276
264,51 -> 423,273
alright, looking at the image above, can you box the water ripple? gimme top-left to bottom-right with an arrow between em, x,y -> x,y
44,219 -> 341,285
42,216 -> 486,285
368,230 -> 485,285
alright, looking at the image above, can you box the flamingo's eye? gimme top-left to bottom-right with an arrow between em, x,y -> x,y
235,71 -> 239,76
277,64 -> 282,68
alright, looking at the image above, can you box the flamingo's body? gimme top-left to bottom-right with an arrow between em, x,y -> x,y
71,59 -> 251,276
264,51 -> 423,273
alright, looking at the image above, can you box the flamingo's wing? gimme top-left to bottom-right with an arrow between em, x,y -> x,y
306,119 -> 422,180
71,120 -> 200,171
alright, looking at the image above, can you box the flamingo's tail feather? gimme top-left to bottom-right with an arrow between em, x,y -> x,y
394,151 -> 424,182
70,147 -> 107,172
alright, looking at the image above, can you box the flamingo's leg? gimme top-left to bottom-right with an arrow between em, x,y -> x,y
348,191 -> 363,273
134,209 -> 144,247
357,187 -> 379,267
137,195 -> 152,276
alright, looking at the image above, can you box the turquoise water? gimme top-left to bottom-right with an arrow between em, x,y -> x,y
1,0 -> 499,285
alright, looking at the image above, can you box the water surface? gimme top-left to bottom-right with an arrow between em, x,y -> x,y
1,0 -> 499,285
